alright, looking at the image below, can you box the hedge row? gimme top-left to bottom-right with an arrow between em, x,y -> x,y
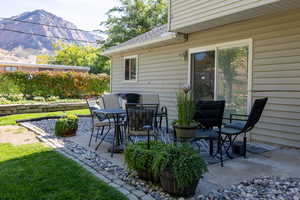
0,71 -> 109,98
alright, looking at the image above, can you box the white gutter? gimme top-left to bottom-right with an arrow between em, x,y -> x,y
102,32 -> 184,56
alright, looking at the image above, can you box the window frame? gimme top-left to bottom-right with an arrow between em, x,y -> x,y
188,39 -> 253,113
124,55 -> 138,82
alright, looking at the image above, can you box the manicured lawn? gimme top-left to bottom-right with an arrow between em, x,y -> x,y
0,143 -> 127,200
0,109 -> 90,126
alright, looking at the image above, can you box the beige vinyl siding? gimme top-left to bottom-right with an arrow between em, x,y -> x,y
169,0 -> 300,33
111,8 -> 300,148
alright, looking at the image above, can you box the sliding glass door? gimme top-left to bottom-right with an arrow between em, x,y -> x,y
190,40 -> 251,115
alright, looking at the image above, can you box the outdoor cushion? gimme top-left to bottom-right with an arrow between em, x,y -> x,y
194,129 -> 218,139
94,119 -> 111,127
218,127 -> 241,135
224,121 -> 246,130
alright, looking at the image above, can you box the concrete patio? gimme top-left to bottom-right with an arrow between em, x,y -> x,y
66,128 -> 300,195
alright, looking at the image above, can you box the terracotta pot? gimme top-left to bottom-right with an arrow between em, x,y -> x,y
174,124 -> 198,138
160,170 -> 198,197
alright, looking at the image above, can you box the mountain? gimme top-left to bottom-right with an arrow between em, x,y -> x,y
0,9 -> 102,53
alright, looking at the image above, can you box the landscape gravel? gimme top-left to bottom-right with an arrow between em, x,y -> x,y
30,118 -> 299,200
198,176 -> 300,200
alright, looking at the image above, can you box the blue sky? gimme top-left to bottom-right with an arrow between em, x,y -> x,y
1,0 -> 120,31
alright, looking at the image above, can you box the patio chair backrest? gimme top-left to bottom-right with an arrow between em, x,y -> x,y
86,97 -> 101,112
86,97 -> 105,121
101,94 -> 121,109
242,97 -> 268,132
141,94 -> 159,104
194,100 -> 225,129
126,103 -> 158,133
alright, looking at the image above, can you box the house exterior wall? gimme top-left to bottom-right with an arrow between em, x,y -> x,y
110,9 -> 300,148
169,0 -> 300,33
169,0 -> 275,31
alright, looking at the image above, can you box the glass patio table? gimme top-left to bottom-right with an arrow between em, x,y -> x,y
94,108 -> 126,157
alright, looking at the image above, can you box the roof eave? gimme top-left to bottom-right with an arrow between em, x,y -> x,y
102,32 -> 186,56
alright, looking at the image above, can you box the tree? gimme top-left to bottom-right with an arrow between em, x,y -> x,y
50,42 -> 110,74
100,0 -> 168,49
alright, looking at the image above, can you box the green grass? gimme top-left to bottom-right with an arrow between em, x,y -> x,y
0,109 -> 90,126
0,143 -> 128,200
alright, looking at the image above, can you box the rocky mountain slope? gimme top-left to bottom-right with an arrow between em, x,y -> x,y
0,9 -> 101,53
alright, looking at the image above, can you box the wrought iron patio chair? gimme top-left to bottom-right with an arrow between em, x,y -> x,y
125,103 -> 159,148
102,93 -> 121,109
192,100 -> 225,156
141,93 -> 169,133
217,97 -> 268,167
86,97 -> 111,147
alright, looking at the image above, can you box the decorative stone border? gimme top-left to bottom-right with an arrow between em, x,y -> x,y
20,122 -> 174,200
0,102 -> 87,116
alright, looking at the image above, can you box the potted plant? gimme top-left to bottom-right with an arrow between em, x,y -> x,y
152,144 -> 207,197
124,141 -> 163,183
173,86 -> 197,138
55,114 -> 78,137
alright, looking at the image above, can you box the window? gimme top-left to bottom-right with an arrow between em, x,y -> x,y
189,39 -> 252,115
5,66 -> 17,72
124,56 -> 138,81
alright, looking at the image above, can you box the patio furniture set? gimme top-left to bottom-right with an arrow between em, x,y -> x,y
86,93 -> 268,167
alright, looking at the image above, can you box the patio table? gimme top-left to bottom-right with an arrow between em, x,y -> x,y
94,108 -> 126,157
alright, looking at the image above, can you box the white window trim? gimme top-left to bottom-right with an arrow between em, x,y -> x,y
188,39 -> 253,113
124,55 -> 138,82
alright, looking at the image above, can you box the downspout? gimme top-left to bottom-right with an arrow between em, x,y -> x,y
168,0 -> 172,32
109,56 -> 112,93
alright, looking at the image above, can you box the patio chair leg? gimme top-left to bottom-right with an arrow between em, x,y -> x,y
147,128 -> 150,149
243,133 -> 247,158
165,115 -> 169,134
209,139 -> 213,156
88,125 -> 95,147
218,134 -> 223,167
95,127 -> 111,151
95,126 -> 105,142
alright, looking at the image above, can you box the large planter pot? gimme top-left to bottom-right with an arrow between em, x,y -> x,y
60,128 -> 77,137
174,124 -> 198,138
137,170 -> 160,183
160,170 -> 199,197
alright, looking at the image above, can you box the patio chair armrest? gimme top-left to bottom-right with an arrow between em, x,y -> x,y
230,113 -> 248,122
143,125 -> 152,130
161,106 -> 168,114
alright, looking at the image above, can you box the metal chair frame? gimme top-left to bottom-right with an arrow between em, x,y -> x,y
218,97 -> 268,167
125,103 -> 159,147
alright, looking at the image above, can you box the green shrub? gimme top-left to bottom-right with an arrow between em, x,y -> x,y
0,97 -> 10,104
33,96 -> 46,102
46,96 -> 60,101
125,141 -> 164,172
2,94 -> 23,102
0,71 -> 109,98
125,141 -> 164,182
55,114 -> 78,136
152,144 -> 207,190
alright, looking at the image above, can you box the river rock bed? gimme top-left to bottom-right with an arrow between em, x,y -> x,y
198,176 -> 300,200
